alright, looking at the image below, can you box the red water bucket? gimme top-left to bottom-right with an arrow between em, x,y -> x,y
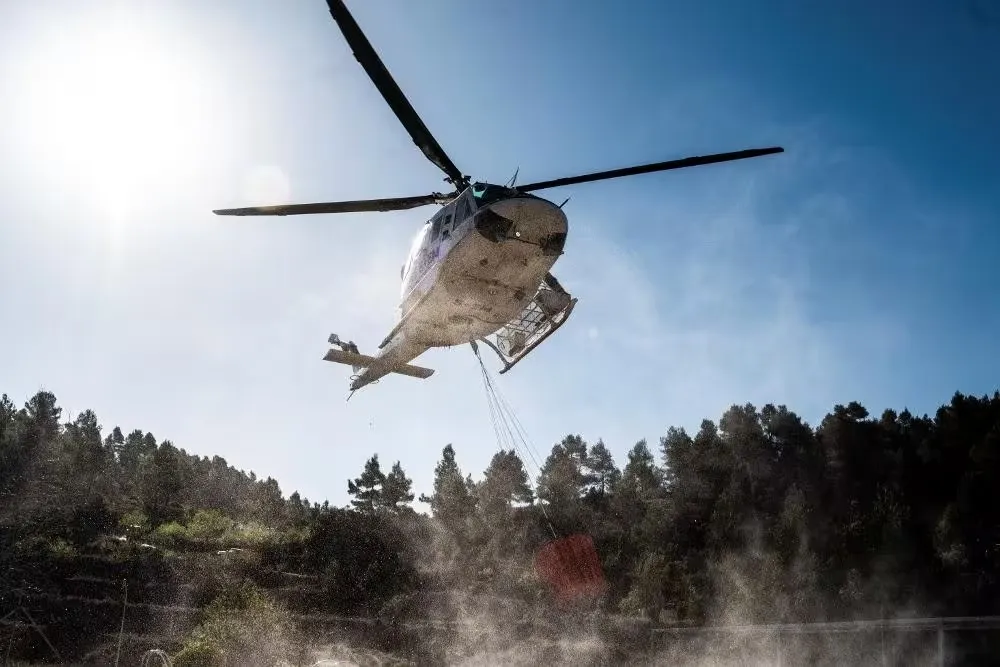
534,533 -> 607,603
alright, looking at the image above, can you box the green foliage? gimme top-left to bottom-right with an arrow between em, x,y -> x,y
120,509 -> 150,533
302,507 -> 421,615
382,460 -> 415,510
173,581 -> 303,667
348,454 -> 415,513
153,521 -> 188,545
187,509 -> 237,540
48,536 -> 77,558
477,449 -> 534,516
347,454 -> 386,512
420,444 -> 473,533
619,551 -> 669,620
5,385 -> 1000,665
148,511 -> 281,551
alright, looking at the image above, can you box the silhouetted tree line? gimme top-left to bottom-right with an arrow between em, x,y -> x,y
2,387 -> 999,627
0,391 -> 291,540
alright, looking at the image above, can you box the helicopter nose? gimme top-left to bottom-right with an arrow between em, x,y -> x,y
483,196 -> 568,255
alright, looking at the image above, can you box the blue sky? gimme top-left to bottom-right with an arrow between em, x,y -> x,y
1,0 -> 998,508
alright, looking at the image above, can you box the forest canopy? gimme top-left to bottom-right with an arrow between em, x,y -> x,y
2,387 -> 999,633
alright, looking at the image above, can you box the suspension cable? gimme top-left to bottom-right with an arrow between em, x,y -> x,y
471,342 -> 612,610
471,341 -> 558,539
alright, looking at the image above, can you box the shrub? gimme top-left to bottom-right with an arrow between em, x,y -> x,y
186,510 -> 234,541
154,521 -> 187,546
172,582 -> 305,667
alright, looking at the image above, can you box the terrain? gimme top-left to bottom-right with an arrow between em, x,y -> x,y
2,388 -> 999,664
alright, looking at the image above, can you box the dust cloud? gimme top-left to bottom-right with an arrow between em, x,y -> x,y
213,517 -> 950,667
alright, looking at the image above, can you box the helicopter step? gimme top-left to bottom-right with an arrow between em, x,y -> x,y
324,334 -> 434,391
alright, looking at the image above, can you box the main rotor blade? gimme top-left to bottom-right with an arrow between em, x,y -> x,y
516,147 -> 785,193
213,193 -> 445,216
325,0 -> 466,187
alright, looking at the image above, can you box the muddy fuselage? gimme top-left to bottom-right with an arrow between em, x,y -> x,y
397,183 -> 568,347
344,183 -> 568,392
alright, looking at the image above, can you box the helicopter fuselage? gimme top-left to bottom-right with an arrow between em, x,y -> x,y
398,184 -> 567,345
342,184 -> 569,391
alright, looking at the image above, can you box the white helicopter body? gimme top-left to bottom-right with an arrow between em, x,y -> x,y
329,185 -> 574,392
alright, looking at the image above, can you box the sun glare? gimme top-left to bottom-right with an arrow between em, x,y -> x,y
15,10 -> 213,220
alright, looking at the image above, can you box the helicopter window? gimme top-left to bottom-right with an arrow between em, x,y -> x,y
441,214 -> 453,239
472,184 -> 509,206
458,198 -> 472,223
431,214 -> 444,239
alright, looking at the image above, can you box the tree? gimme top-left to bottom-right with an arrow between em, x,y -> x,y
0,394 -> 25,500
536,436 -> 588,508
66,410 -> 104,465
420,444 -> 472,531
142,441 -> 185,525
586,439 -> 620,497
660,426 -> 692,488
348,454 -> 386,512
0,393 -> 16,442
24,390 -> 61,441
347,455 -> 413,513
104,425 -> 124,460
618,440 -> 662,499
381,461 -> 414,511
7,380 -> 1000,651
477,449 -> 533,518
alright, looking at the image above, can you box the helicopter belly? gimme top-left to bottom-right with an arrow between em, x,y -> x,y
408,197 -> 568,346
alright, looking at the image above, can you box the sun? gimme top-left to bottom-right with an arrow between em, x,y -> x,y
12,8 -> 213,219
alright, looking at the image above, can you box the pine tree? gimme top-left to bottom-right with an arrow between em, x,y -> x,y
587,439 -> 621,496
381,461 -> 414,511
478,449 -> 533,518
420,444 -> 472,530
348,454 -> 386,512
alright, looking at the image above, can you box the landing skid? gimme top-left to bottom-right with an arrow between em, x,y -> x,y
477,273 -> 576,374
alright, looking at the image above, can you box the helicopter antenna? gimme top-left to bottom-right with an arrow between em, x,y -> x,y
506,167 -> 520,188
558,196 -> 571,209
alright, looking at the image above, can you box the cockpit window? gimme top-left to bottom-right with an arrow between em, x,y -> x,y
472,183 -> 510,206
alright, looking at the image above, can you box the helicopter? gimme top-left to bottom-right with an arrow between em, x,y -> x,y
214,0 -> 785,394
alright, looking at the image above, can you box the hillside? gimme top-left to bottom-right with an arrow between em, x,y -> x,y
2,388 -> 999,664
